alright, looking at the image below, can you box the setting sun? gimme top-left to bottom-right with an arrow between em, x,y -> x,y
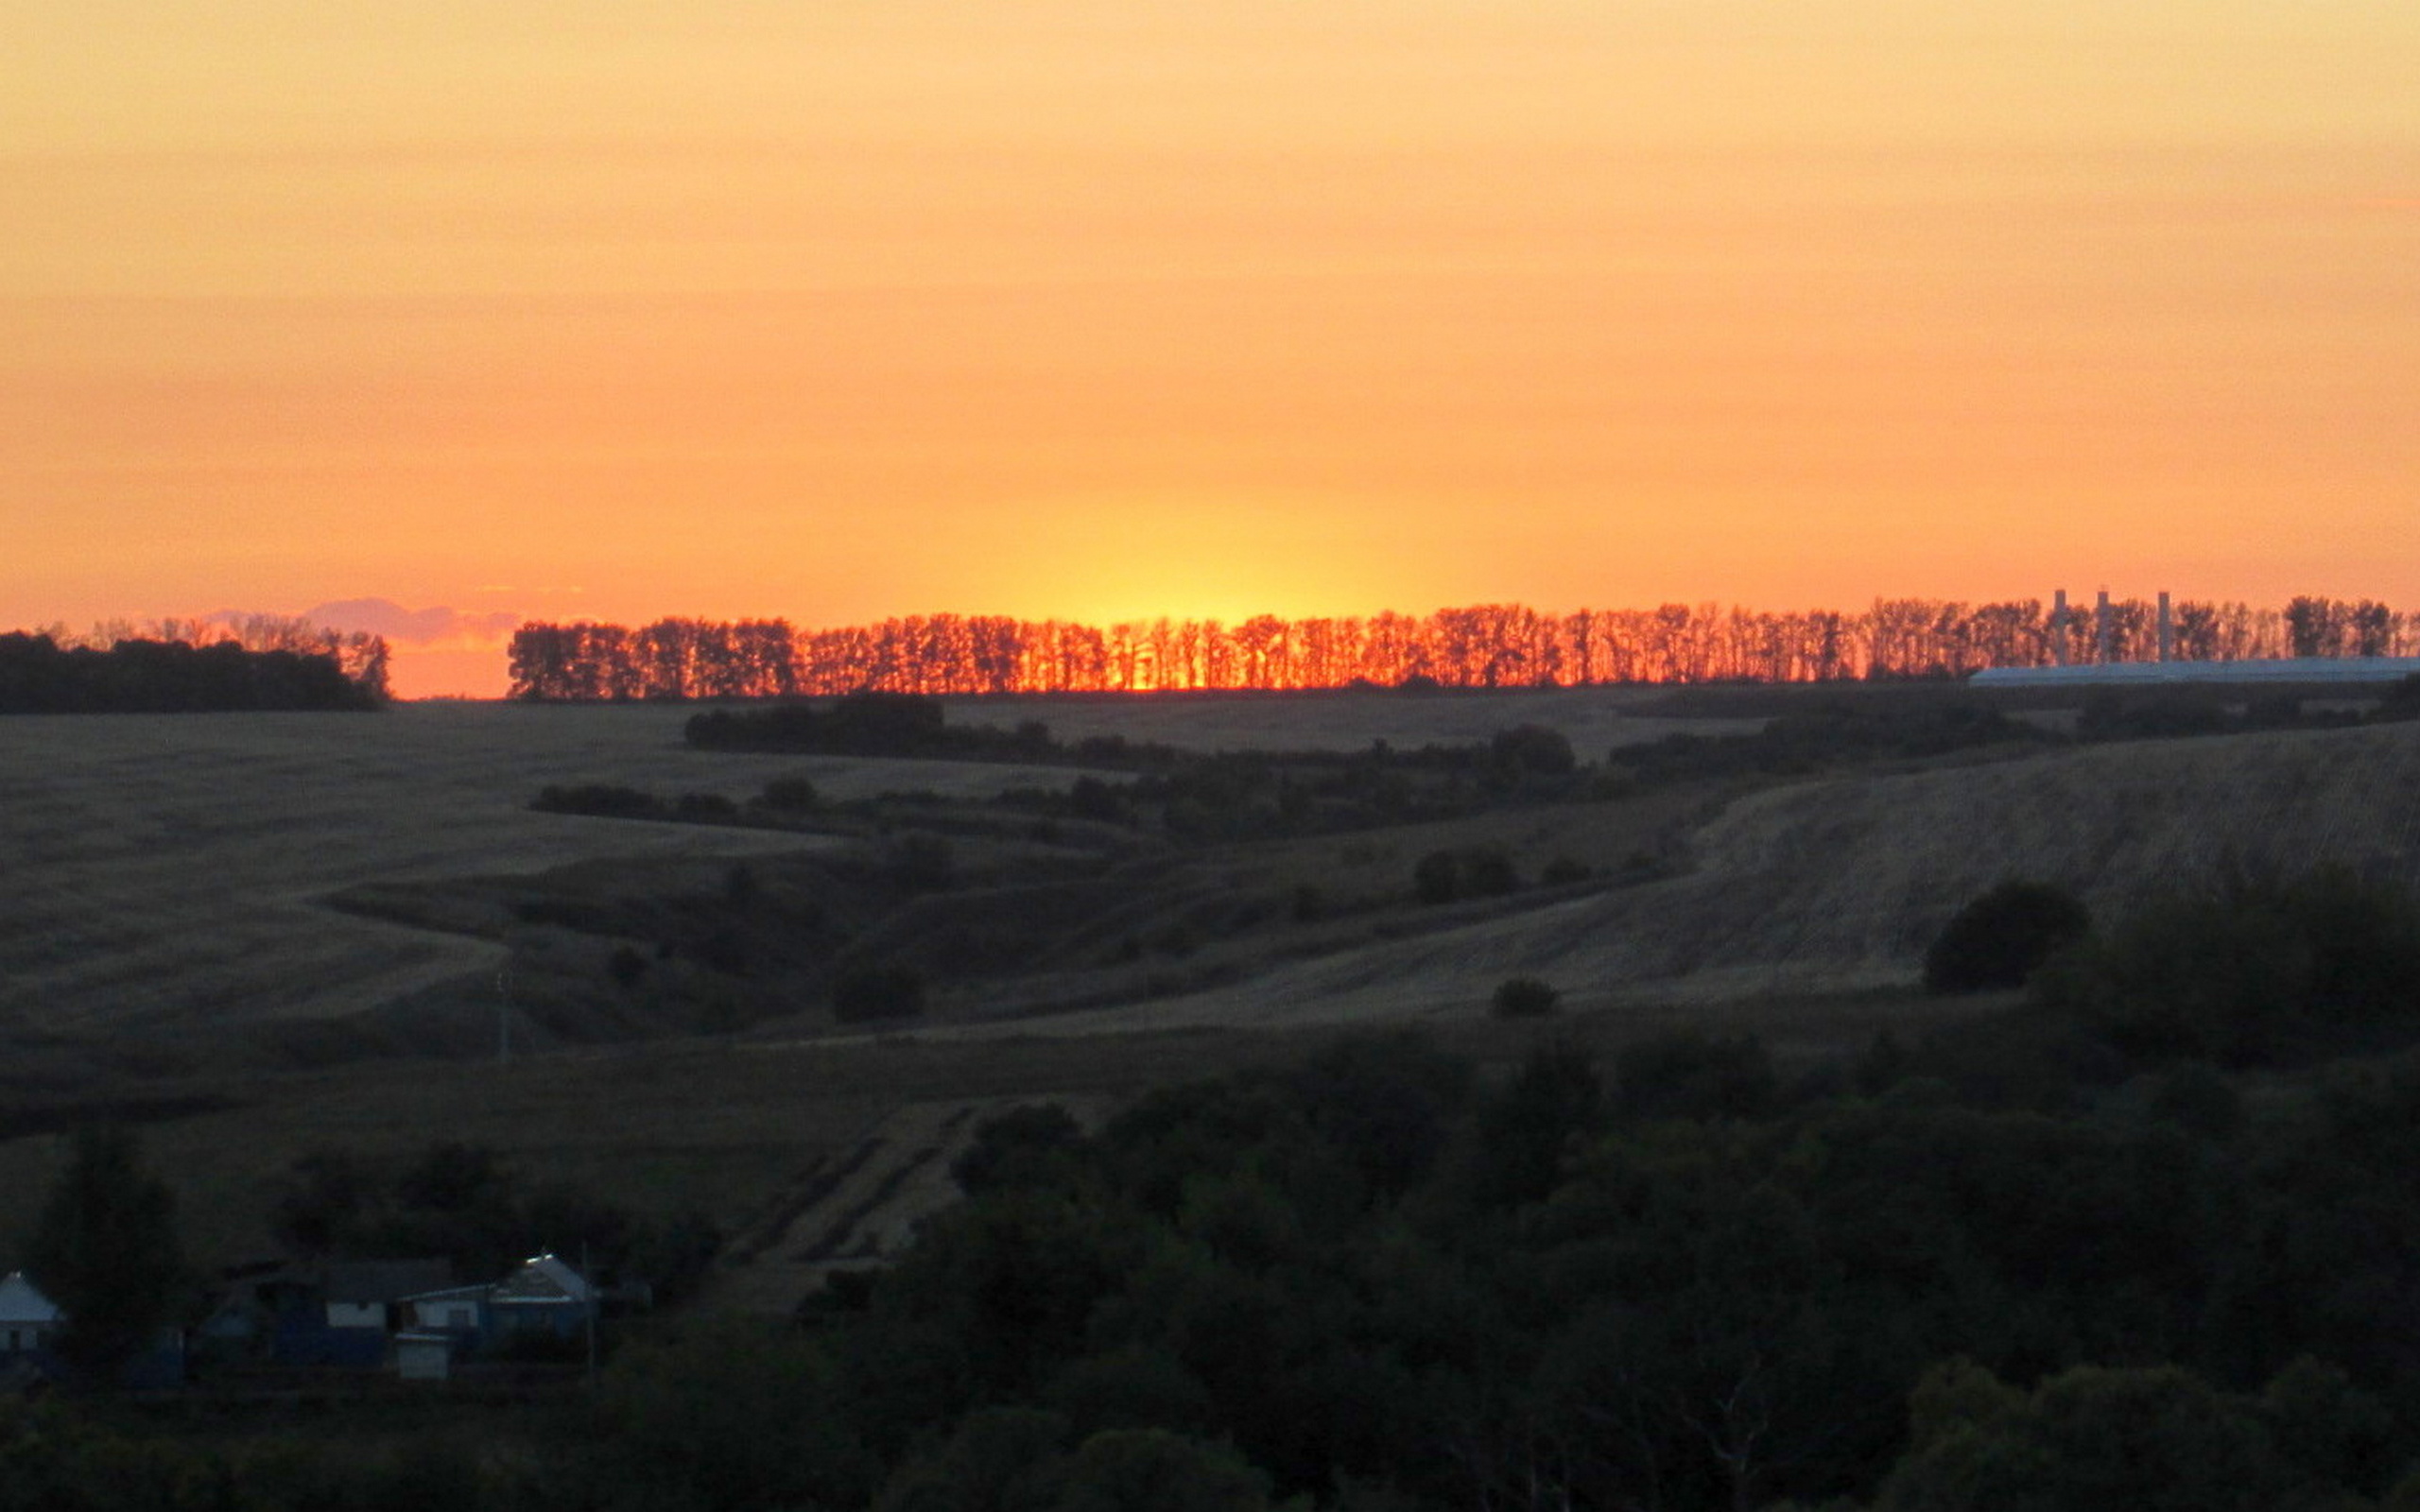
5,3 -> 2416,695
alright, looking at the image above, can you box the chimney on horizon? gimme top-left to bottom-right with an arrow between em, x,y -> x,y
2158,591 -> 2173,663
2052,589 -> 2068,666
2096,590 -> 2112,665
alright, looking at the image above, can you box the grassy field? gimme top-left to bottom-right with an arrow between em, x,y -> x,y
940,684 -> 1761,754
890,717 -> 2420,1039
5,691 -> 2416,1312
0,986 -> 1978,1301
0,694 -> 1748,1061
0,703 -> 1085,1052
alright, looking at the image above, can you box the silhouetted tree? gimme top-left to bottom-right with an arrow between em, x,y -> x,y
27,1127 -> 184,1381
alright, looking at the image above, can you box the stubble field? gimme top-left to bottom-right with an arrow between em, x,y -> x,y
1036,717 -> 2420,1038
0,703 -> 1087,1049
5,691 -> 2417,1305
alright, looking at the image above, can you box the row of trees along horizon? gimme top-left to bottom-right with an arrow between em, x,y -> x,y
508,594 -> 2415,701
0,617 -> 390,713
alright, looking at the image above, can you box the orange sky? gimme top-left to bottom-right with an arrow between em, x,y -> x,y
5,2 -> 2415,696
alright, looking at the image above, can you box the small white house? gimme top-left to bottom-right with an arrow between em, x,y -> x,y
401,1284 -> 490,1337
0,1273 -> 62,1356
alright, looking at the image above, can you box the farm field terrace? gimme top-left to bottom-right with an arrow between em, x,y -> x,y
0,702 -> 1089,1059
6,685 -> 2420,1298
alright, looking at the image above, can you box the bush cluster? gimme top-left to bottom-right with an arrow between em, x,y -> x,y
2034,867 -> 2420,1065
1412,848 -> 1520,904
1923,879 -> 2093,994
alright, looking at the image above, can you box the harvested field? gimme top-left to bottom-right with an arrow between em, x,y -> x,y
0,693 -> 1735,1055
918,720 -> 2420,1036
0,704 -> 1082,1047
944,685 -> 1760,755
10,695 -> 2417,1283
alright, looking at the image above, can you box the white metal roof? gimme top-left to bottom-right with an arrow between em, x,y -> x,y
0,1272 -> 62,1326
492,1253 -> 593,1306
1972,657 -> 2420,687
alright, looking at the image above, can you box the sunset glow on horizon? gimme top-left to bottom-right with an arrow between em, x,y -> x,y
6,3 -> 2415,696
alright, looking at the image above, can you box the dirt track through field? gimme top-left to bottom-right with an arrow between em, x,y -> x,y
0,706 -> 1077,1038
712,1095 -> 1102,1314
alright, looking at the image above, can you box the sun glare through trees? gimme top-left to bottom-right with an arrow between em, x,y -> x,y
506,594 -> 2415,700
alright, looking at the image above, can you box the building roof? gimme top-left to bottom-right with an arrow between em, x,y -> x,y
490,1253 -> 593,1307
398,1283 -> 491,1306
324,1259 -> 455,1306
0,1273 -> 62,1327
1972,656 -> 2420,687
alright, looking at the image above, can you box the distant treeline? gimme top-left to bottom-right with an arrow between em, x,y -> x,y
0,622 -> 389,713
508,595 -> 2414,700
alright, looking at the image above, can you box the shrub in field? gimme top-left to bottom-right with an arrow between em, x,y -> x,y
1491,977 -> 1560,1019
1412,850 -> 1461,904
608,944 -> 648,990
1068,776 -> 1129,824
675,792 -> 738,821
1924,880 -> 2093,994
1489,723 -> 1577,778
1414,848 -> 1520,904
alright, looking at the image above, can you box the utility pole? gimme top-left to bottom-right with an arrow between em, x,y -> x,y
495,962 -> 513,1067
582,1242 -> 598,1388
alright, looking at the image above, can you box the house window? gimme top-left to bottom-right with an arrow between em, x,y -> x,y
448,1305 -> 474,1328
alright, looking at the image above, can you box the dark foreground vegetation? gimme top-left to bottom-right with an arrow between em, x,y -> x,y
0,630 -> 389,713
19,866 -> 2420,1510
